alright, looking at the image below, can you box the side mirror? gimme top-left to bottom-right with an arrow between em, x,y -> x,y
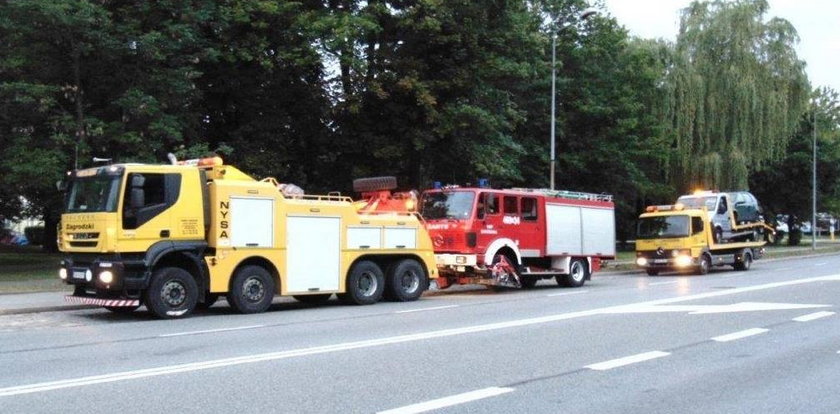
56,180 -> 67,192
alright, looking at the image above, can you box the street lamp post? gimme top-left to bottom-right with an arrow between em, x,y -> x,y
812,100 -> 817,250
550,10 -> 596,190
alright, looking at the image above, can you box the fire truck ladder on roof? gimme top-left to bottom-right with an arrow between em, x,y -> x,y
508,188 -> 613,202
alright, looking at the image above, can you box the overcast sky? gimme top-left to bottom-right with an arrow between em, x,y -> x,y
601,0 -> 840,93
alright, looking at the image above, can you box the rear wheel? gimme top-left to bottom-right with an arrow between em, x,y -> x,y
734,250 -> 752,271
227,265 -> 275,314
557,259 -> 588,287
337,261 -> 385,305
293,294 -> 332,304
384,259 -> 427,302
144,267 -> 198,319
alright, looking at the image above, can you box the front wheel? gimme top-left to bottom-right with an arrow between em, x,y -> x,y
384,259 -> 427,302
227,265 -> 275,314
697,254 -> 711,275
557,259 -> 588,287
144,267 -> 198,319
337,260 -> 385,305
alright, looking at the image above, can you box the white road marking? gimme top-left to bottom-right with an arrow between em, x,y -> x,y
815,262 -> 828,267
649,281 -> 678,286
377,387 -> 514,414
792,311 -> 835,322
585,351 -> 670,371
3,273 -> 840,397
601,302 -> 830,315
395,305 -> 458,314
158,325 -> 265,338
547,290 -> 589,297
776,267 -> 793,271
711,328 -> 769,342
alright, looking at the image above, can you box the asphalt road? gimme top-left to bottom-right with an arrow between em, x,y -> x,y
1,254 -> 839,413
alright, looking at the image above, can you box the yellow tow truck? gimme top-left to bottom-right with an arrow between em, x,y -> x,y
635,203 -> 769,275
58,156 -> 437,318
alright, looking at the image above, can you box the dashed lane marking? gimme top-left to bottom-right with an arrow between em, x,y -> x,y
585,351 -> 670,371
711,328 -> 769,342
546,290 -> 589,297
792,311 -> 835,322
377,387 -> 514,414
158,325 -> 265,338
395,305 -> 458,314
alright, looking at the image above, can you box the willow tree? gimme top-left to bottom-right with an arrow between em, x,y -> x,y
664,0 -> 809,191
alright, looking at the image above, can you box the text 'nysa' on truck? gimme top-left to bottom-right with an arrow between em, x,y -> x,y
58,155 -> 437,318
635,190 -> 774,275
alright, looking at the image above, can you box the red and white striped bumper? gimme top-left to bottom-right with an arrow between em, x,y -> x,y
65,295 -> 140,307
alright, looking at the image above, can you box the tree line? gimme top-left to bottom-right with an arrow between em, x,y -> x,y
0,0 -> 836,249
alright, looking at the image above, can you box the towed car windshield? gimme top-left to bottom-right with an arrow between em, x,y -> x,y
420,191 -> 475,220
65,176 -> 121,213
637,216 -> 690,239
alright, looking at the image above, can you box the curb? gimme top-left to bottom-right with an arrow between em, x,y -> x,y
0,304 -> 96,316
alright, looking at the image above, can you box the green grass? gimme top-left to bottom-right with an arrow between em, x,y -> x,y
0,245 -> 65,293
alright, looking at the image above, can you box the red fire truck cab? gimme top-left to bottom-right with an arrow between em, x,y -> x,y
419,187 -> 615,289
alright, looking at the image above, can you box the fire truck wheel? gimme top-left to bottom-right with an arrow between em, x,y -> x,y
196,293 -> 219,310
338,260 -> 385,305
227,265 -> 275,314
558,259 -> 588,288
384,259 -> 427,302
353,176 -> 397,193
697,254 -> 711,275
293,294 -> 332,304
104,305 -> 141,314
144,267 -> 198,319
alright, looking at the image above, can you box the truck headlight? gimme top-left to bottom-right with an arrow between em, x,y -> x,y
674,255 -> 693,267
59,268 -> 68,280
636,257 -> 648,266
99,270 -> 114,284
85,269 -> 93,282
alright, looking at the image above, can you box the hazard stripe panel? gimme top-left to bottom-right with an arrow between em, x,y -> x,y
65,295 -> 140,307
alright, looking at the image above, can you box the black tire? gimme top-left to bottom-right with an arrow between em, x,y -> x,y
353,176 -> 397,193
196,293 -> 220,310
337,260 -> 385,305
144,267 -> 198,319
227,265 -> 275,314
384,259 -> 428,302
557,259 -> 588,287
646,269 -> 660,276
293,294 -> 332,304
734,250 -> 752,271
697,254 -> 711,275
520,276 -> 538,288
104,305 -> 140,314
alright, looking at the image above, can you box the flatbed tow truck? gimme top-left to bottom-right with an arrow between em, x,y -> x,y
635,203 -> 769,275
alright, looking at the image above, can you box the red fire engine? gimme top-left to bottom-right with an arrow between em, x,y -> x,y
418,186 -> 615,289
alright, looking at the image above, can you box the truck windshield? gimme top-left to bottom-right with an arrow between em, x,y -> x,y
637,216 -> 690,239
677,196 -> 717,210
420,191 -> 476,220
65,176 -> 121,213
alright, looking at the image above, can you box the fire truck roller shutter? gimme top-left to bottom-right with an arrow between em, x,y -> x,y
483,238 -> 522,266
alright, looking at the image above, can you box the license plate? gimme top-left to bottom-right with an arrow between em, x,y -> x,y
653,259 -> 668,264
72,270 -> 85,279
